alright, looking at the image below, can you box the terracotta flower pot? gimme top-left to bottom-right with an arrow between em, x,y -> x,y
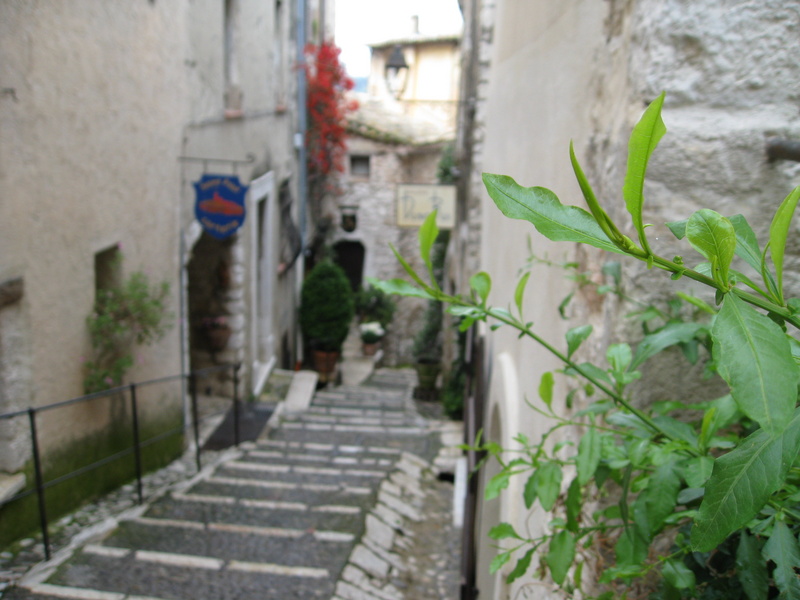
313,349 -> 340,383
362,341 -> 380,356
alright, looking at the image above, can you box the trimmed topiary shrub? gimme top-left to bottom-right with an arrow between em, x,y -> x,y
300,260 -> 355,352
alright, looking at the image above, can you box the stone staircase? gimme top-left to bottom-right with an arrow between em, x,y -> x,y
4,370 -> 459,600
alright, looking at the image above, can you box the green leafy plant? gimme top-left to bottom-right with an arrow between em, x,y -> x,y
84,271 -> 171,393
411,231 -> 448,364
299,260 -> 355,353
372,93 -> 800,598
355,284 -> 396,328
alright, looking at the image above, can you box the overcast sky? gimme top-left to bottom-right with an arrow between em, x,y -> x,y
334,0 -> 463,78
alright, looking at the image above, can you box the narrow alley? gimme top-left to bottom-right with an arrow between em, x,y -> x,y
1,369 -> 463,600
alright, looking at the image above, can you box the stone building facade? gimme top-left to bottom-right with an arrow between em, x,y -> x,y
328,27 -> 462,366
454,1 -> 800,598
0,0 -> 327,542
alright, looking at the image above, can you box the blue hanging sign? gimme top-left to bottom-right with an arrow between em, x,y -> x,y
193,174 -> 248,239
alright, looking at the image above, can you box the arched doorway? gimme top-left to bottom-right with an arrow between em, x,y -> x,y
186,232 -> 235,396
333,240 -> 365,292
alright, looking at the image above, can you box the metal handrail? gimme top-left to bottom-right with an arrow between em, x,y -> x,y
0,363 -> 242,560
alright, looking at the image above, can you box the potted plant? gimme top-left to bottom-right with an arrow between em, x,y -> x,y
412,298 -> 443,399
359,321 -> 385,356
411,231 -> 447,399
299,260 -> 355,383
355,285 -> 396,328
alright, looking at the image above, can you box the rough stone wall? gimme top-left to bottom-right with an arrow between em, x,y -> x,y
333,137 -> 448,365
584,0 -> 800,406
461,0 -> 800,597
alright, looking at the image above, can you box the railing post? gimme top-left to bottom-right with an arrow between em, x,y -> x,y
28,408 -> 50,561
129,384 -> 144,504
233,363 -> 241,447
189,372 -> 202,471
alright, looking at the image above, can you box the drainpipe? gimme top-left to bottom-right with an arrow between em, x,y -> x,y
296,0 -> 308,256
295,0 -> 309,365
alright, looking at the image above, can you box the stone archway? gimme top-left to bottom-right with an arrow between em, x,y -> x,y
186,232 -> 236,396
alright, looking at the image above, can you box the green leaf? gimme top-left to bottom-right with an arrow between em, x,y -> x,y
571,361 -> 613,385
566,325 -> 593,359
576,425 -> 601,486
490,550 -> 512,574
683,456 -> 714,489
607,343 -> 632,372
485,470 -> 512,501
615,522 -> 649,567
558,291 -> 574,318
514,271 -> 530,316
661,559 -> 696,590
419,210 -> 440,285
506,548 -> 535,584
571,142 -> 625,247
712,294 -> 798,434
536,462 -> 563,511
634,461 -> 680,536
762,519 -> 800,599
546,531 -> 576,586
769,186 -> 800,304
523,473 -> 538,509
631,322 -> 707,369
736,530 -> 768,600
666,219 -> 687,240
729,214 -> 764,274
566,478 -> 582,533
488,522 -> 521,540
686,209 -> 736,288
538,371 -> 554,409
624,91 -> 666,254
369,277 -> 435,300
470,271 -> 491,304
482,173 -> 626,254
691,408 -> 800,551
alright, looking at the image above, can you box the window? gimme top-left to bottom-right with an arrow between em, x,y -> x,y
94,245 -> 121,297
350,155 -> 371,179
224,0 -> 243,116
278,180 -> 301,274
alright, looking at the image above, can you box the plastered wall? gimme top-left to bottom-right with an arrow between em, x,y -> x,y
463,0 -> 800,597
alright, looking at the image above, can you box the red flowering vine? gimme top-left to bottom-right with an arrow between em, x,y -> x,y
304,42 -> 358,178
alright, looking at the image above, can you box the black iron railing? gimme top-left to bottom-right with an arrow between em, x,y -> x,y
0,363 -> 242,560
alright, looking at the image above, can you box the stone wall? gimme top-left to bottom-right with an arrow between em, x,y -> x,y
333,136 -> 450,365
459,1 -> 800,597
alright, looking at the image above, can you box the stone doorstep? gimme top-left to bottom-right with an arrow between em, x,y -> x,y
0,472 -> 26,505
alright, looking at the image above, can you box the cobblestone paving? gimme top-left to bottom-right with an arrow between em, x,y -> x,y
1,369 -> 462,600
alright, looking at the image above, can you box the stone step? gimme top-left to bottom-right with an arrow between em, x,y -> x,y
40,548 -> 335,600
143,494 -> 365,534
253,439 -> 405,457
214,460 -> 389,487
287,411 -> 417,426
262,430 -> 439,461
188,476 -> 373,507
99,519 -> 351,571
240,448 -> 396,469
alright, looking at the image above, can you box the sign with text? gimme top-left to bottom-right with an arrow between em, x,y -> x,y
396,184 -> 456,228
194,174 -> 248,240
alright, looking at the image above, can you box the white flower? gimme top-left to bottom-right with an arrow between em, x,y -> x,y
359,321 -> 385,338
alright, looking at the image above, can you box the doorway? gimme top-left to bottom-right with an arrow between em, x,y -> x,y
333,240 -> 365,293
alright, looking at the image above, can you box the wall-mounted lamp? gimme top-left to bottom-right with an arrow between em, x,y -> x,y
384,45 -> 409,100
339,205 -> 359,232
